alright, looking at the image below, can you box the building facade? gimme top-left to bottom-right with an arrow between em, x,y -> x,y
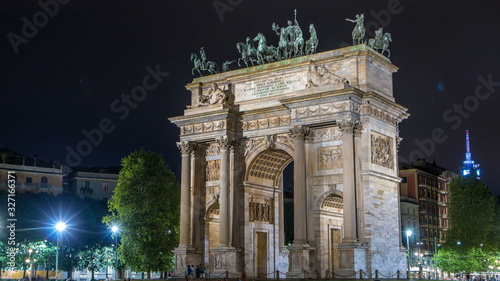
399,159 -> 458,277
0,148 -> 65,195
171,45 -> 409,278
68,167 -> 119,201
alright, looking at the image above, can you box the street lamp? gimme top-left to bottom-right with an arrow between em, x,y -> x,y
55,222 -> 66,281
406,230 -> 412,278
111,226 -> 119,280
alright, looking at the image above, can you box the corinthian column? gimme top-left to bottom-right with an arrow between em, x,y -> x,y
353,122 -> 364,243
290,126 -> 309,245
338,120 -> 361,243
177,141 -> 194,247
217,136 -> 233,247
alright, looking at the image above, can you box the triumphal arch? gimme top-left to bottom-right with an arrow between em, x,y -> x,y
170,43 -> 408,278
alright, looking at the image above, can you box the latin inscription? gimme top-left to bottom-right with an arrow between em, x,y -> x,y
235,72 -> 306,102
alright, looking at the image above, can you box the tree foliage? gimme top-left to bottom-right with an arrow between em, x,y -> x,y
434,247 -> 491,273
445,178 -> 495,250
76,245 -> 113,281
103,149 -> 180,273
437,178 -> 499,274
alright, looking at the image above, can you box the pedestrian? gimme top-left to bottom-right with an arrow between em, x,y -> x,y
186,265 -> 193,281
201,267 -> 207,281
195,265 -> 201,279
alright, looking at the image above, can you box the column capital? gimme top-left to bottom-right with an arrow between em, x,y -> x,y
338,119 -> 363,136
177,141 -> 195,155
290,125 -> 311,140
216,136 -> 234,150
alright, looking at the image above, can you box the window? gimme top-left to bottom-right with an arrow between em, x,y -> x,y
85,181 -> 90,188
26,177 -> 32,184
40,176 -> 48,188
102,182 -> 109,191
401,177 -> 407,183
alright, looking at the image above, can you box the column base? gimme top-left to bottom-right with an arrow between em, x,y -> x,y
172,246 -> 203,277
286,244 -> 312,279
336,243 -> 367,278
210,246 -> 240,278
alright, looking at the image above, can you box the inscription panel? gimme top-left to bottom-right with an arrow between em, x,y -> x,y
235,72 -> 306,102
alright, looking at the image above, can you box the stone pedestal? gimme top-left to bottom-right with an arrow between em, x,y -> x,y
277,248 -> 290,278
287,244 -> 311,278
210,247 -> 240,278
172,247 -> 203,276
337,243 -> 367,277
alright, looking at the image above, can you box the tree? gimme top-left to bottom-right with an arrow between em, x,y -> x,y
437,178 -> 497,274
76,244 -> 112,281
435,247 -> 490,274
103,149 -> 180,277
445,178 -> 495,250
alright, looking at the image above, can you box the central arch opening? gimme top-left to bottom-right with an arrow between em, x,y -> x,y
245,147 -> 295,277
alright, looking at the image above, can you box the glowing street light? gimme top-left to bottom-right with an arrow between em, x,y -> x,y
111,226 -> 119,280
406,230 -> 412,277
55,222 -> 67,281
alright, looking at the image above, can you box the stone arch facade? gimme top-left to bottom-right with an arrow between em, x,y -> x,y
170,45 -> 409,278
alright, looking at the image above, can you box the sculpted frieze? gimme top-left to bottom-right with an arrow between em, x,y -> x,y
181,120 -> 236,135
242,115 -> 290,131
314,127 -> 342,142
292,102 -> 349,119
360,105 -> 397,125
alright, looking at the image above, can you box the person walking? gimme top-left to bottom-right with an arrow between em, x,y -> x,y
186,265 -> 193,281
195,265 -> 201,279
200,267 -> 206,281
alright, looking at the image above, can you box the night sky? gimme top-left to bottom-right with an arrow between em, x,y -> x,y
2,1 -> 500,193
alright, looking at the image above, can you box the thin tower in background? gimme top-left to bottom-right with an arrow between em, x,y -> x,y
461,130 -> 481,179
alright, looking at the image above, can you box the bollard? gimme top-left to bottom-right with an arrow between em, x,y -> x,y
360,269 -> 363,279
375,270 -> 379,279
397,270 -> 400,279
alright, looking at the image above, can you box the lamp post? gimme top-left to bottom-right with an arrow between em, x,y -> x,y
111,226 -> 119,280
406,230 -> 412,279
55,222 -> 66,281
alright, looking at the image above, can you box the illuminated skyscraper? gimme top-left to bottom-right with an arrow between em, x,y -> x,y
461,130 -> 481,179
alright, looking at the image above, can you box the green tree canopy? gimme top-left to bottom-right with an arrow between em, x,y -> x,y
445,178 -> 495,251
103,149 -> 180,274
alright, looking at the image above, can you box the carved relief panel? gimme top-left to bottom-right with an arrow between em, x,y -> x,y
317,146 -> 343,170
206,160 -> 221,181
249,196 -> 273,223
371,132 -> 394,169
